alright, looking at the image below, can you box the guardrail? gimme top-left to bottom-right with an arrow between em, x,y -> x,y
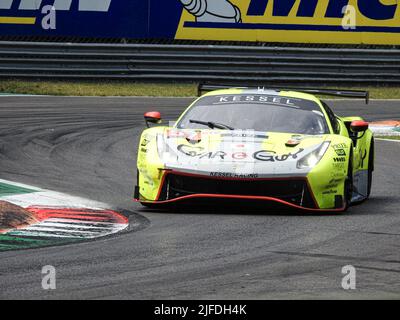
0,41 -> 399,85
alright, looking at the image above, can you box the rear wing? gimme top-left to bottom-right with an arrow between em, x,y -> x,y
197,84 -> 370,104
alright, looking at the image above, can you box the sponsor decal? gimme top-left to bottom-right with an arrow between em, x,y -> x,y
140,138 -> 150,147
333,157 -> 346,163
196,94 -> 321,111
332,143 -> 347,156
166,130 -> 203,142
177,144 -> 206,157
285,139 -> 301,147
232,151 -> 247,160
210,172 -> 258,178
253,148 -> 304,162
177,144 -> 229,159
333,143 -> 347,149
177,144 -> 305,162
176,0 -> 400,45
166,129 -> 269,140
329,178 -> 342,185
334,149 -> 346,156
166,129 -> 187,138
186,131 -> 202,144
332,162 -> 346,170
325,178 -> 342,189
198,151 -> 227,160
214,95 -> 297,107
221,132 -> 269,139
322,189 -> 338,195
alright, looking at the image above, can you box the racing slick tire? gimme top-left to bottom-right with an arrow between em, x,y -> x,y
367,140 -> 374,198
344,154 -> 354,211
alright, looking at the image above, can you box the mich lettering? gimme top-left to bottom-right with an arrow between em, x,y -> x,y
358,0 -> 396,20
246,0 -> 398,20
247,0 -> 318,17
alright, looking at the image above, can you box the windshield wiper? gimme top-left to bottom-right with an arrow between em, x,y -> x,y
189,119 -> 234,130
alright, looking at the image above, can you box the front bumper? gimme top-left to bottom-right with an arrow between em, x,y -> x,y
135,171 -> 345,212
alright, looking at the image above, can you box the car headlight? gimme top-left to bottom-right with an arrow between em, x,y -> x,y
296,141 -> 330,169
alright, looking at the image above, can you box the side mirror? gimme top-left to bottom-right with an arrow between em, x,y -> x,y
350,120 -> 369,133
144,111 -> 162,127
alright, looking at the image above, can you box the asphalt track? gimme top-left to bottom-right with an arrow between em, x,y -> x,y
0,96 -> 399,299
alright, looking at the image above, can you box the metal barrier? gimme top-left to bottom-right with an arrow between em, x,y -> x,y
0,41 -> 399,85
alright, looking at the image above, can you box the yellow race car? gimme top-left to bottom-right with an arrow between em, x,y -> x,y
135,85 -> 374,212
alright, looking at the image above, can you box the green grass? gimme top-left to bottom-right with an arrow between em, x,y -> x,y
0,80 -> 197,97
1,79 -> 400,98
365,87 -> 400,99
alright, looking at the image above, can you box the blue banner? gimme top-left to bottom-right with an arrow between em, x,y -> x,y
1,1 -> 400,45
0,0 -> 182,39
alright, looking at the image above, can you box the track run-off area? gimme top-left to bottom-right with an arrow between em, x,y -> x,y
0,96 -> 399,299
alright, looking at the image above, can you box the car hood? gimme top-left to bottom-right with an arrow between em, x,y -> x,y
158,129 -> 328,178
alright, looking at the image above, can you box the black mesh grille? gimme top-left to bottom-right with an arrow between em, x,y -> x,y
159,173 -> 317,208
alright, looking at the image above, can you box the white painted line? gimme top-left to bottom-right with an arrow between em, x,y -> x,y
1,191 -> 106,209
23,226 -> 99,234
375,138 -> 400,143
44,218 -> 120,226
9,222 -> 127,239
0,178 -> 107,209
37,222 -> 116,230
8,230 -> 83,238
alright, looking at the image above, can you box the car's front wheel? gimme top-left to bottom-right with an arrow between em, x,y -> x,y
367,140 -> 374,198
344,156 -> 354,211
140,202 -> 159,209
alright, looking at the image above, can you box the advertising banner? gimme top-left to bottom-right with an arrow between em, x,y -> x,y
1,0 -> 400,45
176,0 -> 400,45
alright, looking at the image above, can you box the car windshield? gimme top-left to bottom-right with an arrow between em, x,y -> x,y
176,94 -> 329,135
